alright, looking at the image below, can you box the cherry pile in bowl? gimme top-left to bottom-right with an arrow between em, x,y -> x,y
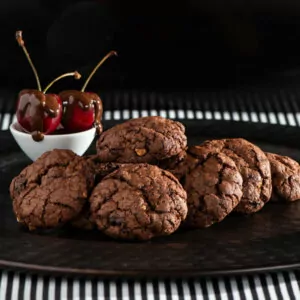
14,30 -> 117,142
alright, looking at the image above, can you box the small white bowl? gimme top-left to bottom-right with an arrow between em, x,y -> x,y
10,122 -> 96,161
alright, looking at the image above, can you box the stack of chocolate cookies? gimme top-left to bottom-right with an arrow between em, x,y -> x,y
9,116 -> 300,241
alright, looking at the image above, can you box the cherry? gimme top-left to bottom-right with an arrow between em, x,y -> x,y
15,31 -> 81,141
59,50 -> 117,134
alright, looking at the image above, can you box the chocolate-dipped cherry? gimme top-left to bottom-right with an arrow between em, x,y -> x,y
59,51 -> 117,134
15,31 -> 81,141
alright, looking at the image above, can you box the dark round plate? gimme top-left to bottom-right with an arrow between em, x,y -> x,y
1,120 -> 300,279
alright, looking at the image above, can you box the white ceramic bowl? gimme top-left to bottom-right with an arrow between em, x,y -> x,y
10,122 -> 96,161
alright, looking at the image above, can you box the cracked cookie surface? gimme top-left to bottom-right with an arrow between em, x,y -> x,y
89,164 -> 187,240
191,139 -> 272,214
266,152 -> 300,202
86,155 -> 122,184
159,150 -> 189,180
96,116 -> 187,164
10,149 -> 94,230
71,157 -> 123,230
182,150 -> 243,228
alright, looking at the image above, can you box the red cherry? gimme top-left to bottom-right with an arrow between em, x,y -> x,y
17,90 -> 63,139
66,104 -> 92,132
15,31 -> 81,141
59,51 -> 117,135
60,90 -> 103,134
42,94 -> 63,134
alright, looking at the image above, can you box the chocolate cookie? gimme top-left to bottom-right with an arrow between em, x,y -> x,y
182,150 -> 243,228
89,164 -> 188,240
10,149 -> 94,230
266,152 -> 300,202
71,158 -> 122,230
190,138 -> 272,214
86,155 -> 122,184
71,205 -> 96,230
96,116 -> 187,164
158,150 -> 189,181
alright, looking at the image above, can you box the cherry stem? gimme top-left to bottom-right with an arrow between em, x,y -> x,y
16,31 -> 42,91
81,50 -> 117,92
43,71 -> 81,93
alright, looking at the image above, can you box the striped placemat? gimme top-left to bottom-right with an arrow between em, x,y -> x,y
0,271 -> 300,300
1,108 -> 300,131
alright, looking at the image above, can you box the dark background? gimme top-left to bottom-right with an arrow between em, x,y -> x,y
2,0 -> 300,94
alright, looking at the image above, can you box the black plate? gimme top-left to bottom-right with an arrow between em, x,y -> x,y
1,120 -> 300,279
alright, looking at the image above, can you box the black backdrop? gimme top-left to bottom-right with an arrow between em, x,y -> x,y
2,0 -> 300,93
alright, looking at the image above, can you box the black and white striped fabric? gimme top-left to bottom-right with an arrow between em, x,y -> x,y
2,108 -> 300,131
2,88 -> 300,299
0,270 -> 300,300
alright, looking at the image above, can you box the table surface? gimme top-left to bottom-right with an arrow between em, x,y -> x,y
1,106 -> 300,300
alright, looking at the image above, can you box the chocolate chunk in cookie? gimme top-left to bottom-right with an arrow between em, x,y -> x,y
96,116 -> 187,164
89,164 -> 187,240
182,150 -> 243,228
10,149 -> 94,230
189,138 -> 272,214
266,152 -> 300,202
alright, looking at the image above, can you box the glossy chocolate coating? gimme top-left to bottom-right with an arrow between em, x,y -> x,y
17,90 -> 61,141
59,90 -> 103,134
